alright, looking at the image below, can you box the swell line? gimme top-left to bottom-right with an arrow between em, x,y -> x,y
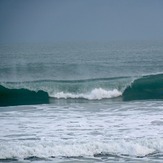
1,76 -> 130,84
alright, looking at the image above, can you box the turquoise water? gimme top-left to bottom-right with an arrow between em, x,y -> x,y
0,41 -> 163,162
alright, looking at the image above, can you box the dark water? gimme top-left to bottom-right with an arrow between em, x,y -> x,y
0,41 -> 163,162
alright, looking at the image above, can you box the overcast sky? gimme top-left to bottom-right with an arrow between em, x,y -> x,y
0,0 -> 163,43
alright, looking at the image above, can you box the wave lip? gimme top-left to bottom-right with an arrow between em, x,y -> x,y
122,73 -> 163,101
51,88 -> 122,100
0,85 -> 49,106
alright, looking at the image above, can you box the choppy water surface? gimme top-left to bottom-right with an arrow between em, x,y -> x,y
0,100 -> 163,162
0,41 -> 163,162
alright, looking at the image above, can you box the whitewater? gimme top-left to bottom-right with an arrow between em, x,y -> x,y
0,41 -> 163,162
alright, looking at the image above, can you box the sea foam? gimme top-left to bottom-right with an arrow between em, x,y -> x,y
0,139 -> 161,159
50,88 -> 122,100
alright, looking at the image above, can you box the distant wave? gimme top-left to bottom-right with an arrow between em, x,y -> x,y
1,74 -> 163,106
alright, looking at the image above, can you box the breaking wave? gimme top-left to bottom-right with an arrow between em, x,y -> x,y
0,77 -> 126,106
1,73 -> 163,106
0,139 -> 162,160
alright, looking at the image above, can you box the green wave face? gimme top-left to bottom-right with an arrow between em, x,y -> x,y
0,85 -> 49,106
122,74 -> 163,101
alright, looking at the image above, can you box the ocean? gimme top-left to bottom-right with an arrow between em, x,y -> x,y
0,41 -> 163,163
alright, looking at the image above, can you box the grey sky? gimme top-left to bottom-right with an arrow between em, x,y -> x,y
0,0 -> 163,43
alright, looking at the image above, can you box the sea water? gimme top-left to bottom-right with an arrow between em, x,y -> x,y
0,41 -> 163,162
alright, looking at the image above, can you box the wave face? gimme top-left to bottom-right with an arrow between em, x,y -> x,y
0,85 -> 49,106
122,74 -> 163,101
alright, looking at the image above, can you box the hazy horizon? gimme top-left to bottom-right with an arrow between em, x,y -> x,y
0,0 -> 163,44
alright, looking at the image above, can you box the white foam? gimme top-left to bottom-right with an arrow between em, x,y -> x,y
50,88 -> 122,100
0,139 -> 161,159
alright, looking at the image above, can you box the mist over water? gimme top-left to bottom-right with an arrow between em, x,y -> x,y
1,0 -> 163,43
1,41 -> 163,82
